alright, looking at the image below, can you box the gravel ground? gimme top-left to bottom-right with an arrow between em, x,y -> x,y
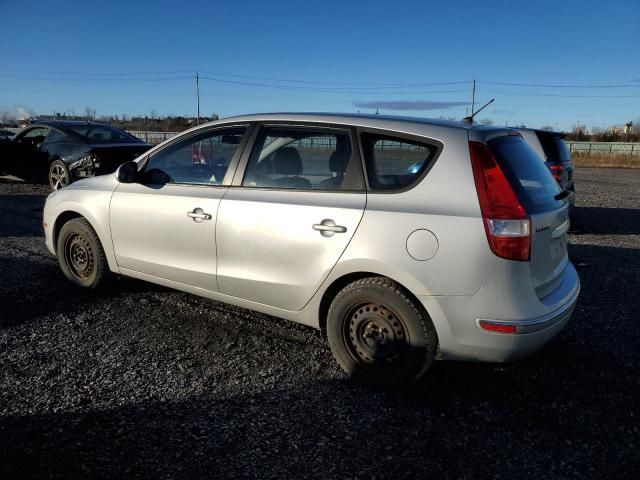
0,168 -> 638,479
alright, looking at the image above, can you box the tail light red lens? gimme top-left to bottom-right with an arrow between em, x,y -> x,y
478,320 -> 517,334
469,141 -> 531,261
547,163 -> 564,181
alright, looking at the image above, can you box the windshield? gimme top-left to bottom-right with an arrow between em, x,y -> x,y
69,125 -> 141,144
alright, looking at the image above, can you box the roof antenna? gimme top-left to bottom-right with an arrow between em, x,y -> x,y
462,98 -> 495,124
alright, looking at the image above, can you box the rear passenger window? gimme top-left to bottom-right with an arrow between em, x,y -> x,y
361,133 -> 439,190
45,129 -> 65,143
242,127 -> 364,190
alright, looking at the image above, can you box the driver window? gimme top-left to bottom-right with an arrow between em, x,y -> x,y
19,127 -> 51,149
142,127 -> 246,186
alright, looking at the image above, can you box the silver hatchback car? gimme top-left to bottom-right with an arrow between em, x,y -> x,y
43,113 -> 580,386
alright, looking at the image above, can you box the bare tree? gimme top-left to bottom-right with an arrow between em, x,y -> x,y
540,125 -> 554,131
479,118 -> 494,125
84,106 -> 96,121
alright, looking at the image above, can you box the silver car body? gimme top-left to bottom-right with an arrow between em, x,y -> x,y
43,113 -> 579,362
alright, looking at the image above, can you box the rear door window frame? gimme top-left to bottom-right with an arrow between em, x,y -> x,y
230,121 -> 366,193
356,127 -> 443,194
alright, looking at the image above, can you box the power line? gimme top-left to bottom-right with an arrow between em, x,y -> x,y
198,75 -> 472,92
484,90 -> 640,98
199,70 -> 472,87
480,80 -> 640,89
0,68 -> 473,89
0,69 -> 195,76
0,74 -> 193,83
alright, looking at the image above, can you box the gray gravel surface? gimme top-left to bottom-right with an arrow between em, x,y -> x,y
0,169 -> 638,479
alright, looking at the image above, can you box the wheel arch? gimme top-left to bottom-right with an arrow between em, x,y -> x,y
317,271 -> 431,338
51,207 -> 118,273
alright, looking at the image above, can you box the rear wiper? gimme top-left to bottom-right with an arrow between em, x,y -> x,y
554,190 -> 570,201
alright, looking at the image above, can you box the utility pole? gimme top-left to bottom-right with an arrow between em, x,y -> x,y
195,72 -> 200,125
471,79 -> 476,117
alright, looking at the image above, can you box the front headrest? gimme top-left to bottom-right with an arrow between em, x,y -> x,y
329,149 -> 350,173
273,147 -> 303,175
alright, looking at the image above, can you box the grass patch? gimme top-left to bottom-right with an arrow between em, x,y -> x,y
572,153 -> 640,169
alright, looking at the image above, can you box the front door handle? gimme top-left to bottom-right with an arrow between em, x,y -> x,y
187,208 -> 212,223
313,219 -> 347,237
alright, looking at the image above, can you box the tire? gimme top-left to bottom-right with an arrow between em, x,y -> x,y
326,277 -> 438,387
56,218 -> 108,289
49,160 -> 71,191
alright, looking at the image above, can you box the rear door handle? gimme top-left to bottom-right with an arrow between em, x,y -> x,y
187,208 -> 212,222
313,219 -> 347,237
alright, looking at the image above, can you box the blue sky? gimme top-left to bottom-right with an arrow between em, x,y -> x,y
1,0 -> 639,130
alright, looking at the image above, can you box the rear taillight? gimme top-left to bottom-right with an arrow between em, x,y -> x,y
469,141 -> 531,261
547,163 -> 564,181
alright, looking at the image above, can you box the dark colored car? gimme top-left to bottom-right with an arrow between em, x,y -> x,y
517,128 -> 575,207
0,121 -> 151,190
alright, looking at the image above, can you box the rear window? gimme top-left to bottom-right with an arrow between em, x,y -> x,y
535,131 -> 571,162
69,125 -> 140,144
488,135 -> 565,214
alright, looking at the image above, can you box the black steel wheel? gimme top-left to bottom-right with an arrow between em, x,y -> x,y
56,218 -> 107,289
327,277 -> 438,387
49,160 -> 71,191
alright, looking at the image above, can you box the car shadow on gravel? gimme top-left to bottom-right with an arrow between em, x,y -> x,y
0,254 -> 169,328
0,353 -> 636,480
570,206 -> 640,235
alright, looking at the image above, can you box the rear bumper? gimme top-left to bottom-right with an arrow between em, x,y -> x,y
470,287 -> 578,360
419,262 -> 580,362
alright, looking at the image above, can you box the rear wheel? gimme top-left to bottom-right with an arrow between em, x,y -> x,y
326,277 -> 438,387
49,160 -> 71,191
56,218 -> 108,289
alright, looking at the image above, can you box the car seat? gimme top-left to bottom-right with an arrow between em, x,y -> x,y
318,149 -> 350,189
270,147 -> 311,189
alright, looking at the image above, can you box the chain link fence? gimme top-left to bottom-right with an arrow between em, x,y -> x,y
568,142 -> 640,156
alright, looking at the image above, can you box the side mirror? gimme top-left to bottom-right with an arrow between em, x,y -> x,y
117,161 -> 138,183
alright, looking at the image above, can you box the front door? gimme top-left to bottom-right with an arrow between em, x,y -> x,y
216,125 -> 366,311
109,126 -> 249,291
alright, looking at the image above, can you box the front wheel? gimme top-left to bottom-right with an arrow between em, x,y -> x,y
327,277 -> 438,387
49,160 -> 71,191
56,218 -> 108,289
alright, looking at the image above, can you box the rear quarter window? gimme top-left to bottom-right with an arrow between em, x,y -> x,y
488,135 -> 565,214
361,133 -> 439,190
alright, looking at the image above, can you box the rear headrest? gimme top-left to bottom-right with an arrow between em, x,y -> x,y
273,147 -> 303,175
329,149 -> 350,174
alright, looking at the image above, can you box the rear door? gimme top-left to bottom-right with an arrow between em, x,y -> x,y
488,135 -> 569,298
216,124 -> 366,311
